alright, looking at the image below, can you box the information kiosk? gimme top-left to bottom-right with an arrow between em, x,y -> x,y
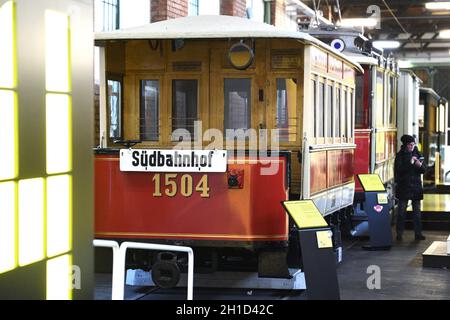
282,200 -> 340,300
357,174 -> 393,249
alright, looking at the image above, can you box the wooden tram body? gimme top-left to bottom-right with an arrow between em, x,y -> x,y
307,28 -> 399,211
397,70 -> 422,146
94,15 -> 361,279
419,88 -> 448,185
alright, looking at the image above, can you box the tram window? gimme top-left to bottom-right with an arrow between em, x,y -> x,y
350,91 -> 354,138
172,80 -> 198,138
335,87 -> 341,138
311,79 -> 317,137
327,84 -> 333,139
343,90 -> 348,139
107,79 -> 121,139
140,80 -> 160,141
376,70 -> 384,127
418,104 -> 424,128
224,78 -> 251,132
276,78 -> 297,142
355,74 -> 367,128
318,82 -> 325,138
388,76 -> 396,127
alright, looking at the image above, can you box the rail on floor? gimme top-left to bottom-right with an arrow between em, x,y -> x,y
93,239 -> 194,300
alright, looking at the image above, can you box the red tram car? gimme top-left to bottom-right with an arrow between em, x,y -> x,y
307,28 -> 400,223
94,15 -> 362,284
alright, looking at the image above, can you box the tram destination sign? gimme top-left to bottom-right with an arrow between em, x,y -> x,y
119,149 -> 228,173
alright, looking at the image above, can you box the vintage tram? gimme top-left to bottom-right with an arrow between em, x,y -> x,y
397,69 -> 422,146
306,27 -> 399,233
419,87 -> 448,185
94,15 -> 362,283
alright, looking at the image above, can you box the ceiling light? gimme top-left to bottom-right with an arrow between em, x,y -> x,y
425,2 -> 450,10
439,29 -> 450,38
373,40 -> 401,49
338,18 -> 378,28
398,60 -> 413,69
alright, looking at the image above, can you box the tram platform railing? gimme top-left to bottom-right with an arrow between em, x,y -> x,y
93,240 -> 194,300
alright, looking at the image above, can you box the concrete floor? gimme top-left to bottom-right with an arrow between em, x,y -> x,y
337,230 -> 450,300
94,230 -> 450,300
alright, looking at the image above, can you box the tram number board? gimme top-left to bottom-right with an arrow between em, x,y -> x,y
120,149 -> 227,173
357,174 -> 386,192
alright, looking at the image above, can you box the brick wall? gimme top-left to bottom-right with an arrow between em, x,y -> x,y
151,0 -> 188,23
220,0 -> 247,17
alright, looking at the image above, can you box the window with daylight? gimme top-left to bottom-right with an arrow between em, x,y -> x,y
224,78 -> 251,132
94,0 -> 119,31
327,83 -> 333,139
189,0 -> 199,16
1,3 -> 75,300
140,80 -> 160,141
276,78 -> 297,142
318,82 -> 325,138
107,79 -> 122,139
334,86 -> 341,138
172,80 -> 198,139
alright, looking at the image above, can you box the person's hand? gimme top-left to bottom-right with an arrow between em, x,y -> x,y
414,159 -> 422,168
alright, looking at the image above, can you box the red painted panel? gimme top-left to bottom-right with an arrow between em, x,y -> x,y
95,155 -> 288,242
354,130 -> 371,192
341,149 -> 354,184
327,150 -> 342,188
310,151 -> 327,194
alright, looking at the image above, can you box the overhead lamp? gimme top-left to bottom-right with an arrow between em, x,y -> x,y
439,29 -> 450,38
425,2 -> 450,10
338,18 -> 378,28
372,40 -> 401,49
398,60 -> 413,69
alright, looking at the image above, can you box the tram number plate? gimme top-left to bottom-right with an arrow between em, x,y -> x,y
152,173 -> 210,198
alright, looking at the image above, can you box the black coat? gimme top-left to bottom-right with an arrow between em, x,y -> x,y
394,146 -> 427,200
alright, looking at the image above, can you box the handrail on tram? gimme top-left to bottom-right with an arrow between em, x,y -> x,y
93,239 -> 194,300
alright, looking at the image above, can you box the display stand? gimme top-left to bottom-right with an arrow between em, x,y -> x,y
282,200 -> 340,300
357,174 -> 393,250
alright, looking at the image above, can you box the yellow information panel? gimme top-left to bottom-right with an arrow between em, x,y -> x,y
282,200 -> 328,229
357,174 -> 386,192
316,230 -> 333,249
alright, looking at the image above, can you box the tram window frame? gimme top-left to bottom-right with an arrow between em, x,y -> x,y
342,87 -> 348,142
311,77 -> 317,144
355,72 -> 368,129
317,79 -> 325,144
224,77 -> 252,139
106,75 -> 123,141
334,84 -> 341,143
171,79 -> 199,141
326,80 -> 334,144
388,74 -> 397,128
350,89 -> 355,142
275,77 -> 298,143
139,79 -> 161,142
375,69 -> 384,128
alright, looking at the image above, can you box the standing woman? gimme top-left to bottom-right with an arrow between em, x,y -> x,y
394,135 -> 427,241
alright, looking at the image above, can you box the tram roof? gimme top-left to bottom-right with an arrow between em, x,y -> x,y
420,87 -> 440,99
400,69 -> 423,84
95,15 -> 363,72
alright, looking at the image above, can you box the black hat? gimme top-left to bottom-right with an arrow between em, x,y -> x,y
401,134 -> 415,145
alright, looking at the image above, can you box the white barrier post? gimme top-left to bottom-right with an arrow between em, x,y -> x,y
113,242 -> 194,300
92,240 -> 120,298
